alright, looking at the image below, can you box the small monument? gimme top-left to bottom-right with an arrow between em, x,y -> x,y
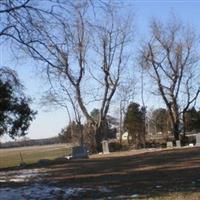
102,140 -> 110,154
166,141 -> 173,148
66,146 -> 88,159
176,140 -> 181,148
72,146 -> 88,158
196,133 -> 200,147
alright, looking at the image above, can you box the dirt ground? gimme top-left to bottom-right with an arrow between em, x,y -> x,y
1,147 -> 200,199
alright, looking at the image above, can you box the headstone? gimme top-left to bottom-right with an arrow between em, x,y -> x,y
189,143 -> 194,147
176,140 -> 181,148
38,159 -> 51,165
196,133 -> 200,146
71,146 -> 88,159
166,141 -> 173,148
102,140 -> 110,154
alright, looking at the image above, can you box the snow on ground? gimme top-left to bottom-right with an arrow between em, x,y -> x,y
0,184 -> 83,200
0,168 -> 47,182
0,184 -> 112,200
0,168 -> 112,199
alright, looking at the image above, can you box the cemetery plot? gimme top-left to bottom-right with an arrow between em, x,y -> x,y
1,147 -> 200,199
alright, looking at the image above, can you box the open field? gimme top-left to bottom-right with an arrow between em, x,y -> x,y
0,144 -> 71,169
0,147 -> 200,199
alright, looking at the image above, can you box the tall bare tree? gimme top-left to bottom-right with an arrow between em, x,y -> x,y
140,17 -> 200,141
89,3 -> 133,149
1,0 -> 134,150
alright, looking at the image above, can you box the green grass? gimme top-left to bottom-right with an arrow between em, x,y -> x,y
0,144 -> 71,169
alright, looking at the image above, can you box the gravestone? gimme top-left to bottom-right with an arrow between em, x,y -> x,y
166,141 -> 173,148
71,146 -> 88,159
196,133 -> 200,146
176,140 -> 181,148
102,140 -> 110,154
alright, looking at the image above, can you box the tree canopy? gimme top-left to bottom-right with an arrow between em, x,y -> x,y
184,108 -> 200,132
0,68 -> 36,138
124,102 -> 146,148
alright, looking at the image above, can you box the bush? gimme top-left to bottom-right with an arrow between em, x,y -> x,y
145,140 -> 167,148
109,141 -> 141,152
108,142 -> 123,152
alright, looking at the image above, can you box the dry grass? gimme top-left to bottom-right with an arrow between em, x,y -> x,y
147,192 -> 200,200
0,144 -> 71,169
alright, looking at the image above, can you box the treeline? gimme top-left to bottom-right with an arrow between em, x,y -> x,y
148,107 -> 200,134
59,104 -> 200,150
0,137 -> 61,148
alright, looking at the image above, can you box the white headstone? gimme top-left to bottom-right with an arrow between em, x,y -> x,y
102,140 -> 110,154
167,141 -> 173,148
196,133 -> 200,146
176,140 -> 181,148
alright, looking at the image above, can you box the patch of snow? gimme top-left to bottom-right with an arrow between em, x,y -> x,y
131,194 -> 140,198
0,168 -> 47,183
0,184 -> 112,200
155,185 -> 162,188
98,186 -> 112,193
0,184 -> 84,200
65,155 -> 72,160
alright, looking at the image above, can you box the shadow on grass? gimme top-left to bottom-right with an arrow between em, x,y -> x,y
1,147 -> 200,199
43,147 -> 200,198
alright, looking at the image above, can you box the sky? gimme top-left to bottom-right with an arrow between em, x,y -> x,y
1,0 -> 200,142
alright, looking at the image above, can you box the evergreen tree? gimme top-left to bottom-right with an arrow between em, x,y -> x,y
152,108 -> 170,133
184,108 -> 200,132
124,102 -> 145,148
0,68 -> 36,138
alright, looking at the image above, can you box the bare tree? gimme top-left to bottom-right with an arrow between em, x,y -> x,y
41,77 -> 84,146
1,1 -> 134,151
89,3 -> 133,149
0,0 -> 47,38
140,17 -> 200,142
0,1 -> 30,13
116,78 -> 135,143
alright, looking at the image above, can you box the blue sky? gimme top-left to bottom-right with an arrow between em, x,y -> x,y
1,0 -> 200,141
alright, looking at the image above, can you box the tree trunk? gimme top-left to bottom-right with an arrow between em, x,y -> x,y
119,102 -> 123,144
181,112 -> 187,145
95,127 -> 103,152
79,125 -> 84,147
95,120 -> 108,152
172,121 -> 180,141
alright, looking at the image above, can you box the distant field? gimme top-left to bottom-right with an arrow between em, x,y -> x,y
0,144 -> 72,169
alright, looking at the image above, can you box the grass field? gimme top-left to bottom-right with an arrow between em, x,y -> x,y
0,144 -> 71,169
